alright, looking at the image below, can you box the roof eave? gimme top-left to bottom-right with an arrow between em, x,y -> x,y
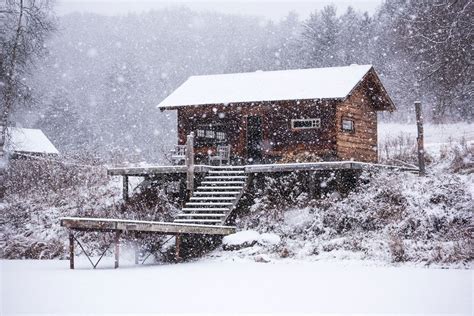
158,97 -> 347,111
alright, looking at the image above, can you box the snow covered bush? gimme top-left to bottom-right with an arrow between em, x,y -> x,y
223,142 -> 473,267
0,157 -> 180,259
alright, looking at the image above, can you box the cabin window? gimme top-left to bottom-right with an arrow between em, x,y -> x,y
291,118 -> 321,130
197,129 -> 205,137
342,119 -> 355,133
195,124 -> 226,145
206,130 -> 215,138
216,131 -> 226,140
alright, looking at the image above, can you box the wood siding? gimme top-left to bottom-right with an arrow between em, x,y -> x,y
335,82 -> 378,163
177,100 -> 338,163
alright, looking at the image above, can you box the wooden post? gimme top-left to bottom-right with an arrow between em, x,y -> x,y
122,176 -> 129,201
69,232 -> 74,270
134,233 -> 139,265
114,231 -> 121,269
175,234 -> 181,263
415,101 -> 425,176
185,132 -> 195,195
256,173 -> 265,190
308,171 -> 315,198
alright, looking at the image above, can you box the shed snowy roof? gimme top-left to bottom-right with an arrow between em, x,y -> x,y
158,64 -> 373,109
5,127 -> 59,155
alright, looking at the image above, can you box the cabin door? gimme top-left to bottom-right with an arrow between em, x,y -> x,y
246,116 -> 263,163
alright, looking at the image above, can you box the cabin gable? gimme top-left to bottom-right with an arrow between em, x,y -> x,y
335,78 -> 379,163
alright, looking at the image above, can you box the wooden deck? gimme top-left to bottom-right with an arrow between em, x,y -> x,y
107,161 -> 418,176
107,164 -> 211,176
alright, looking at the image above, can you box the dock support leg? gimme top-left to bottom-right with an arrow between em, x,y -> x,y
175,234 -> 181,263
123,176 -> 129,201
134,233 -> 139,265
256,173 -> 265,190
309,171 -> 316,198
69,232 -> 74,270
114,231 -> 121,269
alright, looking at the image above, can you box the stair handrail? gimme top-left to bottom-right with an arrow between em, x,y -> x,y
185,132 -> 195,194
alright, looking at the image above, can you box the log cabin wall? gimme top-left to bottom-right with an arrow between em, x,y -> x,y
177,99 -> 339,163
335,83 -> 378,163
177,105 -> 244,161
262,100 -> 338,162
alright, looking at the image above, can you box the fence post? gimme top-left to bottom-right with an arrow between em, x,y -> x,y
185,132 -> 195,194
122,175 -> 129,201
175,234 -> 181,263
69,232 -> 74,270
415,101 -> 425,176
114,231 -> 121,269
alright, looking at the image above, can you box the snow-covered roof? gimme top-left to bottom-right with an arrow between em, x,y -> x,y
5,127 -> 59,155
158,64 -> 373,109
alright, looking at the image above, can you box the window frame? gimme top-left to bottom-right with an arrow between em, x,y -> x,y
290,118 -> 321,130
341,118 -> 355,133
195,124 -> 227,145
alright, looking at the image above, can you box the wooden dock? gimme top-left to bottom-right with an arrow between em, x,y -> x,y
60,217 -> 236,235
61,217 -> 235,269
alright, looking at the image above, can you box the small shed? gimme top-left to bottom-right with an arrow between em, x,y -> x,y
5,127 -> 59,157
158,64 -> 395,164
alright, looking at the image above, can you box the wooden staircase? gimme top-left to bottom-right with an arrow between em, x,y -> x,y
174,166 -> 247,225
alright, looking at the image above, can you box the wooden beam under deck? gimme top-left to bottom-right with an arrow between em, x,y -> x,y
60,217 -> 236,235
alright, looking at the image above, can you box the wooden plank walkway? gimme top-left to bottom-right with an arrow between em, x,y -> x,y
61,217 -> 235,269
244,161 -> 418,173
107,161 -> 418,176
107,164 -> 211,176
60,217 -> 236,235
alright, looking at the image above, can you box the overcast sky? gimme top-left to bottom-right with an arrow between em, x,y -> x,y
56,0 -> 383,20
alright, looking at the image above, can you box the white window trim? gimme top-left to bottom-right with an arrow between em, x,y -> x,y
291,118 -> 321,130
342,119 -> 355,132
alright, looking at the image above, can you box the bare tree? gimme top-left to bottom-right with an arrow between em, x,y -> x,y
0,0 -> 55,196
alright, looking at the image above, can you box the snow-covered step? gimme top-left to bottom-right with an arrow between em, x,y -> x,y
209,170 -> 245,174
175,213 -> 225,218
193,191 -> 240,195
172,165 -> 248,226
181,207 -> 230,212
206,176 -> 247,180
190,197 -> 235,201
197,186 -> 244,190
174,219 -> 222,224
185,202 -> 233,206
201,181 -> 245,185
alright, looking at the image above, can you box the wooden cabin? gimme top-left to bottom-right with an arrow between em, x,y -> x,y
158,65 -> 395,164
5,127 -> 59,158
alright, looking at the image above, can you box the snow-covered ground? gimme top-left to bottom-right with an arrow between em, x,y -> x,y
1,259 -> 472,315
378,122 -> 474,155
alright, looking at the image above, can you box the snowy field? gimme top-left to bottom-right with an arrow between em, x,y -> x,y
1,259 -> 472,315
378,122 -> 474,153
